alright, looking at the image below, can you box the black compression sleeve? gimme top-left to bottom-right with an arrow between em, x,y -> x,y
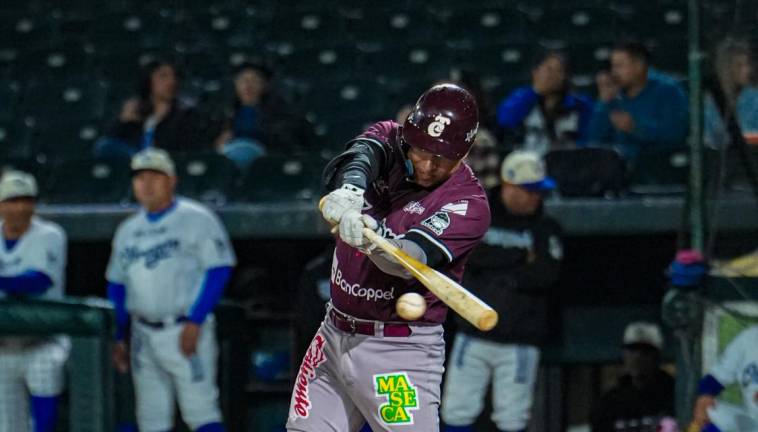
403,231 -> 448,269
322,139 -> 387,191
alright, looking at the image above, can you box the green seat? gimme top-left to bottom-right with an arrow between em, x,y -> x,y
237,155 -> 320,202
174,152 -> 240,205
32,118 -> 101,162
42,158 -> 131,204
21,79 -> 108,121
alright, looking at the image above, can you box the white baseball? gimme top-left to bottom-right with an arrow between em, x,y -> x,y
396,292 -> 427,321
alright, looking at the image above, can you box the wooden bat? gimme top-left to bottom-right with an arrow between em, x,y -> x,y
319,197 -> 498,331
362,229 -> 498,331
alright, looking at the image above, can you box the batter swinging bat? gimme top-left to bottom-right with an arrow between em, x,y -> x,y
319,198 -> 498,331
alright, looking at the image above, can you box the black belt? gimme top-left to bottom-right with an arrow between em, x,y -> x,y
137,316 -> 189,329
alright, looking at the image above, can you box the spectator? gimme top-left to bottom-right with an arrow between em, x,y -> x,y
497,51 -> 593,156
213,61 -> 318,169
591,322 -> 675,432
441,151 -> 562,432
588,42 -> 689,162
94,59 -> 214,161
704,37 -> 758,149
691,324 -> 758,432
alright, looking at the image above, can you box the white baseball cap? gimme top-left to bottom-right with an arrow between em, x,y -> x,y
623,322 -> 664,350
0,170 -> 38,202
500,151 -> 556,192
131,148 -> 176,177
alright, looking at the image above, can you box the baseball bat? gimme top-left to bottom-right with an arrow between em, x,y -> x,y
362,228 -> 498,331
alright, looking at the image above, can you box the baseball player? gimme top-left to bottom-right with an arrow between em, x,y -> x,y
0,170 -> 68,432
692,324 -> 758,431
105,148 -> 236,432
441,151 -> 562,432
286,83 -> 491,431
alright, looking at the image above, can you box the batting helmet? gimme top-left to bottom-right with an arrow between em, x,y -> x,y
401,83 -> 479,160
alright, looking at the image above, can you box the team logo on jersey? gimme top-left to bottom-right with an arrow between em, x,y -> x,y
291,334 -> 327,419
742,362 -> 758,388
427,114 -> 451,137
421,212 -> 450,236
374,372 -> 419,425
441,201 -> 468,216
403,201 -> 425,215
122,239 -> 180,269
0,257 -> 22,272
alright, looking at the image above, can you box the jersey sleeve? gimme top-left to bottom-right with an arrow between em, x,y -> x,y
406,197 -> 490,264
27,227 -> 67,288
709,326 -> 755,386
196,211 -> 236,270
105,225 -> 127,284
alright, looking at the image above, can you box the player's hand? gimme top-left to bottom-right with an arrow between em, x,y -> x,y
692,395 -> 716,427
180,322 -> 201,358
321,184 -> 365,225
610,110 -> 635,133
112,342 -> 130,373
339,210 -> 378,250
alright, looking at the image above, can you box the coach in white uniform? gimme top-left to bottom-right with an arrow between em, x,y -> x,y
106,148 -> 236,432
693,324 -> 758,431
0,170 -> 68,432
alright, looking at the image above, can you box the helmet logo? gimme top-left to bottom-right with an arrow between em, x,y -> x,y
465,122 -> 479,143
427,115 -> 451,137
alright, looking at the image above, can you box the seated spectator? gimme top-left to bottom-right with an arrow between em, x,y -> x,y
588,42 -> 689,163
497,51 -> 593,156
214,60 -> 318,169
591,322 -> 675,432
691,324 -> 758,432
94,59 -> 214,161
704,37 -> 758,149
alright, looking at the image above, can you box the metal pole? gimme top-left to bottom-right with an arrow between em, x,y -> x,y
677,0 -> 705,426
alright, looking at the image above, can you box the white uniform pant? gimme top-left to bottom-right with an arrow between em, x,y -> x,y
0,337 -> 70,432
441,333 -> 539,431
130,319 -> 222,431
707,401 -> 758,432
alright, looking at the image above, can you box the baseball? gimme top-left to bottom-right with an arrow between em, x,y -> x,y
396,292 -> 427,321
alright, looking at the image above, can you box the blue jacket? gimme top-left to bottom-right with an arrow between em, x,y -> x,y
496,86 -> 593,154
588,71 -> 689,160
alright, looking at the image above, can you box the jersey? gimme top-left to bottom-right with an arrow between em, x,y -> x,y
106,198 -> 236,321
0,217 -> 66,300
330,120 -> 491,324
709,325 -> 758,417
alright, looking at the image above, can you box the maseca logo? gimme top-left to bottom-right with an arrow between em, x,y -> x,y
331,256 -> 395,301
427,114 -> 451,137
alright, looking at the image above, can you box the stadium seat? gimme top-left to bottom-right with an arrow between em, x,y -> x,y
174,152 -> 240,205
41,158 -> 131,203
0,82 -> 20,123
265,9 -> 345,48
443,7 -> 526,45
236,155 -> 320,202
31,118 -> 101,162
276,45 -> 364,82
20,79 -> 108,121
545,148 -> 626,198
627,147 -> 689,195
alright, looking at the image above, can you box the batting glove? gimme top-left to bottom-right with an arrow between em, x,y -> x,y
339,210 -> 378,251
321,184 -> 365,225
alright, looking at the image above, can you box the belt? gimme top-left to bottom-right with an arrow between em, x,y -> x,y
137,315 -> 188,329
328,308 -> 412,337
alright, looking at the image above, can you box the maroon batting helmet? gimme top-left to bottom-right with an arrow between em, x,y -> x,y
401,83 -> 479,160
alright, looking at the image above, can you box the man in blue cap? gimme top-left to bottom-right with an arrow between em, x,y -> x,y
441,151 -> 563,432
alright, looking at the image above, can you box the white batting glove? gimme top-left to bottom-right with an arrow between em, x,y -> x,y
321,184 -> 365,225
339,210 -> 378,251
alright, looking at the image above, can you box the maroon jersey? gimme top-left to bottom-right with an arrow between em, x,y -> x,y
330,121 -> 491,323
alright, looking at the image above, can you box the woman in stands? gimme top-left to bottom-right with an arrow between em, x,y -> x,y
94,59 -> 213,161
213,60 -> 317,170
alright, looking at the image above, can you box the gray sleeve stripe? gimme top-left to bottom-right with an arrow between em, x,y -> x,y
406,228 -> 454,263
